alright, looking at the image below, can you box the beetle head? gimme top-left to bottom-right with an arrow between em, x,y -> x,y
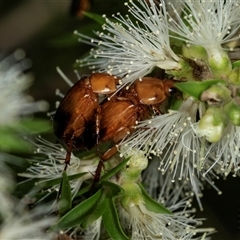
163,79 -> 175,96
135,77 -> 173,105
90,73 -> 120,94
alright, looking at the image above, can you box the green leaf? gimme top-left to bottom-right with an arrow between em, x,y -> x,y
48,32 -> 79,48
16,179 -> 38,193
48,23 -> 100,48
0,118 -> 51,153
0,130 -> 33,153
169,97 -> 183,111
75,184 -> 91,197
80,182 -> 123,228
139,184 -> 172,214
100,157 -> 130,182
37,172 -> 88,189
102,180 -> 124,198
15,179 -> 45,199
59,171 -> 72,214
0,152 -> 29,171
232,60 -> 240,68
15,118 -> 52,134
33,190 -> 56,206
103,198 -> 129,240
75,157 -> 130,198
82,11 -> 106,25
50,189 -> 103,230
175,79 -> 226,100
81,191 -> 109,229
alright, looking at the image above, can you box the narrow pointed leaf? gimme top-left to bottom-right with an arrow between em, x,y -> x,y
16,179 -> 37,194
1,152 -> 29,171
48,23 -> 101,47
37,172 -> 88,189
81,191 -> 108,229
232,60 -> 240,68
75,158 -> 130,198
50,189 -> 103,230
100,157 -> 130,182
0,130 -> 32,153
78,181 -> 124,228
59,171 -> 72,214
15,118 -> 52,133
33,190 -> 56,205
101,180 -> 124,197
175,80 -> 225,100
103,198 -> 129,240
139,184 -> 172,214
75,184 -> 91,197
82,11 -> 106,25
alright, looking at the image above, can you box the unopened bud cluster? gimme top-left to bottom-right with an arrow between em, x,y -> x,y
171,43 -> 240,143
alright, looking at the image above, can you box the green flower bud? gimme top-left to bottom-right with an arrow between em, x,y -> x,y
207,49 -> 232,79
120,182 -> 144,209
119,149 -> 148,183
167,58 -> 195,80
196,107 -> 227,142
228,67 -> 240,85
182,45 -> 207,60
169,58 -> 211,81
224,99 -> 240,126
200,83 -> 231,105
118,149 -> 148,210
166,59 -> 193,80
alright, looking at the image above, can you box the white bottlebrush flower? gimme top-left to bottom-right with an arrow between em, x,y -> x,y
167,0 -> 240,77
168,0 -> 240,48
166,0 -> 183,20
0,49 -> 48,125
75,0 -> 180,86
56,217 -> 102,240
116,145 -> 214,239
0,153 -> 16,217
205,123 -> 240,177
81,217 -> 102,240
19,136 -> 98,197
118,187 -> 214,240
143,156 -> 222,211
120,97 -> 207,180
0,203 -> 57,240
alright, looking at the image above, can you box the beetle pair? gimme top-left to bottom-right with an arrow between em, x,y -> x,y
53,73 -> 175,181
53,73 -> 119,170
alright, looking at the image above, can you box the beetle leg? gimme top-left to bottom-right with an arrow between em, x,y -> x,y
64,123 -> 86,171
92,158 -> 104,184
92,145 -> 118,186
90,106 -> 104,188
95,106 -> 102,150
93,127 -> 134,183
102,146 -> 118,160
64,137 -> 74,171
58,137 -> 74,200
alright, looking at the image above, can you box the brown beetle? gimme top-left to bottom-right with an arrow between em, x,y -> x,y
82,77 -> 175,182
99,77 -> 175,146
53,72 -> 119,170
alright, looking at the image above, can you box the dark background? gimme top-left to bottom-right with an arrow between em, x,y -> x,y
1,1 -> 240,239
